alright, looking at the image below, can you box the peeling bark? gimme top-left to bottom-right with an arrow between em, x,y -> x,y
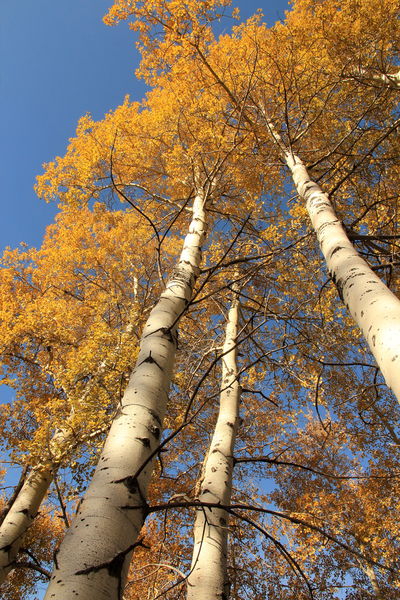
43,189 -> 208,600
187,291 -> 240,600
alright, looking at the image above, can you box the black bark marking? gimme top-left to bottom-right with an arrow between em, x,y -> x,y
148,425 -> 160,439
392,355 -> 398,362
75,540 -> 145,600
226,422 -> 234,428
159,327 -> 177,345
147,408 -> 162,426
119,504 -> 149,517
335,278 -> 344,301
113,475 -> 139,495
53,545 -> 60,570
170,266 -> 194,286
114,476 -> 149,514
144,326 -> 177,346
138,351 -> 163,370
136,437 -> 151,448
372,335 -> 376,347
330,246 -> 345,257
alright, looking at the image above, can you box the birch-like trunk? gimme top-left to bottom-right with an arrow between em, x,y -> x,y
352,67 -> 400,89
187,291 -> 240,600
0,466 -> 52,582
283,150 -> 400,403
357,539 -> 384,600
44,189 -> 208,600
0,318 -> 137,585
360,561 -> 384,600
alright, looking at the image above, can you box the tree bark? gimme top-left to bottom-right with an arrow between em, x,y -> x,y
43,188 -> 208,600
187,290 -> 240,600
350,66 -> 400,89
0,465 -> 53,583
357,539 -> 385,600
284,150 -> 400,403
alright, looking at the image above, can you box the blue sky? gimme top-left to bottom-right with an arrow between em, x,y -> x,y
0,0 -> 289,252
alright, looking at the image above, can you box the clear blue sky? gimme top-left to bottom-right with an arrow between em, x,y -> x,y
0,0 -> 289,252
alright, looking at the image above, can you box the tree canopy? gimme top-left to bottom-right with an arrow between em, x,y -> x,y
1,1 -> 400,599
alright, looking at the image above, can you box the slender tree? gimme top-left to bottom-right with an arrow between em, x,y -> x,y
0,205 -> 168,585
187,284 -> 240,600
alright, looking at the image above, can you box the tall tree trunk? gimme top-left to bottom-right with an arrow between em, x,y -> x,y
357,539 -> 384,600
187,290 -> 240,600
192,46 -> 400,402
261,118 -> 400,402
44,187 -> 208,600
284,149 -> 400,403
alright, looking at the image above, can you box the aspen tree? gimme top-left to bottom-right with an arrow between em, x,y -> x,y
268,124 -> 400,403
0,330 -> 131,585
254,0 -> 400,402
0,206 -> 164,585
43,183 -> 210,600
0,497 -> 64,600
4,1 -> 399,596
187,286 -> 240,600
33,42 -> 256,595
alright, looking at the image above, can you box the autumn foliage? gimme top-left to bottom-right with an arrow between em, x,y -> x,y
1,0 -> 400,598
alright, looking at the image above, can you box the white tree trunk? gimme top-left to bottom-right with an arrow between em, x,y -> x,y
44,189 -> 208,600
187,291 -> 240,600
285,151 -> 400,403
357,539 -> 384,600
351,66 -> 400,89
0,319 -> 137,585
0,466 -> 53,581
